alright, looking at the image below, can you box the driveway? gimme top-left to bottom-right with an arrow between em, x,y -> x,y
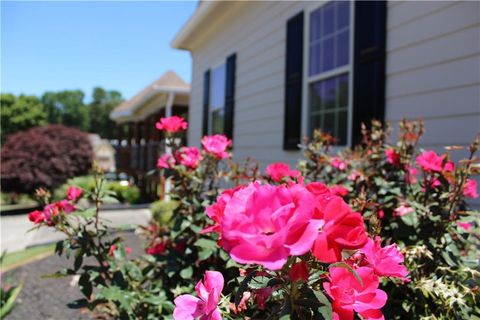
0,209 -> 151,253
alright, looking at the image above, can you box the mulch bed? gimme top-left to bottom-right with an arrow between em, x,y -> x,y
4,231 -> 143,320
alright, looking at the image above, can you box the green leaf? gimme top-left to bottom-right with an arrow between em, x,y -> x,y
78,273 -> 92,298
0,282 -> 22,319
180,266 -> 193,279
194,238 -> 217,250
313,290 -> 332,320
73,208 -> 96,220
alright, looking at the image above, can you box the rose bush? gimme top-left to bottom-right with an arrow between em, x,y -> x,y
27,116 -> 479,319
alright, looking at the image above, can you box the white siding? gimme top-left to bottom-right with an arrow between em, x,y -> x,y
186,1 -> 480,168
385,0 -> 480,154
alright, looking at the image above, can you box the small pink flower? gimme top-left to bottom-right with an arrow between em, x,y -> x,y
66,186 -> 83,201
202,186 -> 243,234
289,261 -> 309,282
56,200 -> 76,214
443,161 -> 455,173
348,170 -> 362,181
155,116 -> 188,133
173,271 -> 224,320
385,148 -> 400,166
331,157 -> 347,170
201,134 -> 232,160
394,204 -> 414,217
147,243 -> 166,255
157,153 -> 176,169
359,236 -> 409,281
230,291 -> 251,315
405,166 -> 418,184
175,146 -> 200,169
463,179 -> 478,199
28,210 -> 45,224
324,267 -> 387,320
330,185 -> 349,197
109,245 -> 133,257
265,162 -> 300,182
457,221 -> 472,231
416,150 -> 446,172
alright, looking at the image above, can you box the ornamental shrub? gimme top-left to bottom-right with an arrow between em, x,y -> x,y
1,125 -> 93,194
26,117 -> 479,320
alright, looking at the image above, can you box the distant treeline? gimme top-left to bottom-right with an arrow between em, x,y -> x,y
1,87 -> 123,142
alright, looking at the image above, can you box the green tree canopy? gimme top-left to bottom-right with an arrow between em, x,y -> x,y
1,93 -> 47,142
88,87 -> 123,139
41,90 -> 90,131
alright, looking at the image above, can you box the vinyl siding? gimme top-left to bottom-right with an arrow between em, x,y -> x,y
186,0 -> 480,168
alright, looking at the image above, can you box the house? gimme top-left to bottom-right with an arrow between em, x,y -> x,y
110,70 -> 190,200
88,134 -> 116,173
171,1 -> 480,166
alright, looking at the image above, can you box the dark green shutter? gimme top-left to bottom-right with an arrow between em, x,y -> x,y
224,53 -> 236,141
283,11 -> 304,150
351,1 -> 387,145
202,70 -> 211,136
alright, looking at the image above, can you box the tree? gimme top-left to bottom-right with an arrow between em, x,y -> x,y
88,87 -> 123,139
1,93 -> 48,143
41,90 -> 90,131
0,125 -> 93,194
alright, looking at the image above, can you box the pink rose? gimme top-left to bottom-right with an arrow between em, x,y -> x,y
359,236 -> 408,281
28,210 -> 45,224
173,270 -> 224,320
157,153 -> 176,169
310,191 -> 368,263
348,170 -> 362,181
331,157 -> 347,170
175,146 -> 200,169
147,242 -> 166,256
457,221 -> 472,231
289,261 -> 309,282
265,162 -> 300,182
219,182 -> 322,270
324,267 -> 387,320
66,186 -> 83,201
394,204 -> 414,217
416,150 -> 446,172
202,186 -> 243,234
405,166 -> 418,184
385,148 -> 400,166
463,179 -> 478,199
201,135 -> 232,160
155,116 -> 188,133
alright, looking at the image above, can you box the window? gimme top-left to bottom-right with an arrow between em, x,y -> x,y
209,63 -> 226,134
306,0 -> 351,145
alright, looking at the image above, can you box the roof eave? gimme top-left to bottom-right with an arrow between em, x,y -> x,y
170,1 -> 219,50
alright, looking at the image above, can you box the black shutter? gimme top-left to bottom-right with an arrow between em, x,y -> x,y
224,53 -> 236,141
283,11 -> 304,150
351,1 -> 387,145
202,70 -> 211,136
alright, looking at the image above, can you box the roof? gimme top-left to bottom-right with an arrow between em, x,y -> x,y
112,70 -> 190,114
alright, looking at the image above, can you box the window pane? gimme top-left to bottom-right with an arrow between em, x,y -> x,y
210,64 -> 226,110
322,3 -> 335,37
337,1 -> 350,30
321,37 -> 335,72
309,43 -> 321,76
211,109 -> 224,135
309,73 -> 349,145
336,29 -> 349,67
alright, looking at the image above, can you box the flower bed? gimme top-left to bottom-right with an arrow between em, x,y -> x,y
27,117 -> 479,319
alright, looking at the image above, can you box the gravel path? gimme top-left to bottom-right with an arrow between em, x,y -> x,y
4,231 -> 143,320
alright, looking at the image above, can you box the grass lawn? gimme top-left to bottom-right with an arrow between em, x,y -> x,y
1,244 -> 55,271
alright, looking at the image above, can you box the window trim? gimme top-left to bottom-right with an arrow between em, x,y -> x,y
208,61 -> 227,134
301,1 -> 355,147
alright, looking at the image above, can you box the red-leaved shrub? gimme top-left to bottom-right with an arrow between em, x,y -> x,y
1,125 -> 93,193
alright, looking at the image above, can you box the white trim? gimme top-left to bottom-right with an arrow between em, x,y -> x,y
301,0 -> 354,147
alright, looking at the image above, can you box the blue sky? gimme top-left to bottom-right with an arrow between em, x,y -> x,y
1,1 -> 196,100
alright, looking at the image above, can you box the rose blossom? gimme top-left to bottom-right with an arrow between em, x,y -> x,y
175,146 -> 200,169
218,182 -> 323,270
202,186 -> 244,234
67,186 -> 83,201
155,116 -> 188,133
324,267 -> 387,320
28,210 -> 45,224
348,170 -> 362,181
405,166 -> 418,184
394,204 -> 414,217
457,221 -> 472,231
157,153 -> 176,169
416,150 -> 446,172
331,157 -> 347,170
359,236 -> 408,280
385,148 -> 400,166
265,162 -> 300,182
463,179 -> 478,199
147,242 -> 166,255
308,183 -> 368,263
330,185 -> 349,197
174,271 -> 224,320
201,134 -> 232,159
